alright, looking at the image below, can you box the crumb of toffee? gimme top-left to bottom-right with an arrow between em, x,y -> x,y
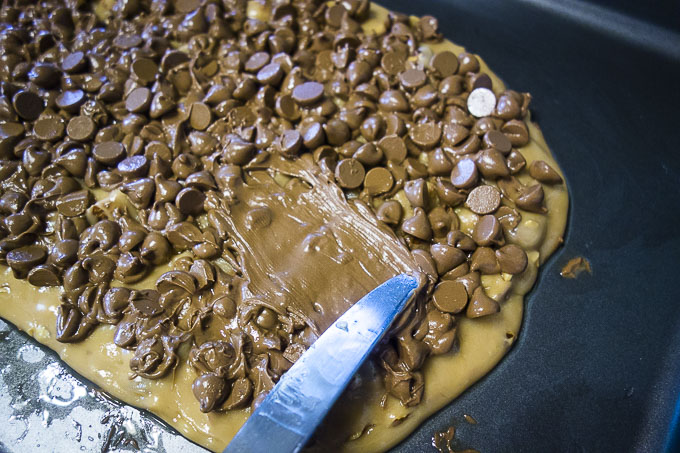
432,426 -> 480,453
560,257 -> 592,279
463,414 -> 477,425
0,0 -> 564,416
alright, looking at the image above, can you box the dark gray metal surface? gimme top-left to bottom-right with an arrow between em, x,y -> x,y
382,0 -> 680,452
1,1 -> 679,452
224,274 -> 419,453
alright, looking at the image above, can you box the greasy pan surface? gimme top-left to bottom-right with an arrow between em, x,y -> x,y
2,1 -> 680,452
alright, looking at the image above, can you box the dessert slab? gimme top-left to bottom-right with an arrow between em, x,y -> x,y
1,0 -> 679,452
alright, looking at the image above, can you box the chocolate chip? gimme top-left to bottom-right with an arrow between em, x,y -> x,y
439,75 -> 465,97
401,207 -> 432,240
496,244 -> 528,274
245,52 -> 270,73
117,155 -> 149,178
125,87 -> 152,113
458,52 -> 480,74
476,149 -> 509,179
452,270 -> 480,297
299,122 -> 324,149
364,167 -> 393,195
435,178 -> 466,207
467,88 -> 496,118
432,281 -> 468,314
430,243 -> 467,275
292,81 -> 324,107
193,241 -> 220,259
334,158 -> 365,189
347,60 -> 372,87
185,171 -> 216,190
374,200 -> 403,228
150,92 -> 176,118
377,135 -> 407,163
410,122 -> 442,149
131,58 -> 158,84
413,85 -> 439,108
451,158 -> 478,189
93,142 -> 126,166
102,287 -> 131,320
0,122 -> 24,157
257,62 -> 284,86
466,185 -> 501,215
379,90 -> 409,113
67,115 -> 96,141
470,246 -> 500,274
129,289 -> 162,317
495,206 -> 521,231
325,3 -> 347,27
442,262 -> 470,281
495,92 -> 521,119
472,215 -> 503,247
140,232 -> 171,265
407,161 -> 432,185
353,142 -> 383,166
28,63 -> 60,88
275,94 -> 300,121
0,192 -> 28,215
3,213 -> 31,236
384,113 -> 406,136
280,130 -> 302,157
27,264 -> 61,287
430,51 -> 459,78
62,51 -> 87,73
466,287 -> 500,318
33,116 -> 65,141
167,221 -> 203,250
13,91 -> 44,121
529,160 -> 563,184
7,245 -> 47,278
56,190 -> 92,217
412,248 -> 438,281
113,33 -> 142,50
193,373 -> 228,413
469,73 -> 492,90
428,148 -> 453,176
483,130 -> 512,154
399,68 -> 427,89
506,149 -> 526,173
471,117 -> 497,136
429,206 -> 455,238
190,102 -> 212,131
516,184 -> 546,213
323,118 -> 350,146
339,140 -> 362,158
404,178 -> 428,208
501,119 -> 530,147
55,89 -> 86,113
49,239 -> 79,268
122,178 -> 155,209
381,51 -> 405,75
173,187 -> 205,215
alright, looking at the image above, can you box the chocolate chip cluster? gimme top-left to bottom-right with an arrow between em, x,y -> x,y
0,0 -> 564,413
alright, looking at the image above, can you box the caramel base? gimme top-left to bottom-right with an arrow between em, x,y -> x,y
0,2 -> 569,452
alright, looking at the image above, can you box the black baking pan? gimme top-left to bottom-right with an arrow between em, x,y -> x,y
2,1 -> 680,452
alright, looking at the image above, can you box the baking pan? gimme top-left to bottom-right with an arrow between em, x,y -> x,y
1,0 -> 680,451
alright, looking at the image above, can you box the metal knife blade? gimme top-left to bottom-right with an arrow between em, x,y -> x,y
223,273 -> 420,453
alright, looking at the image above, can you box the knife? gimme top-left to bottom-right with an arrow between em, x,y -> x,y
223,273 -> 420,453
